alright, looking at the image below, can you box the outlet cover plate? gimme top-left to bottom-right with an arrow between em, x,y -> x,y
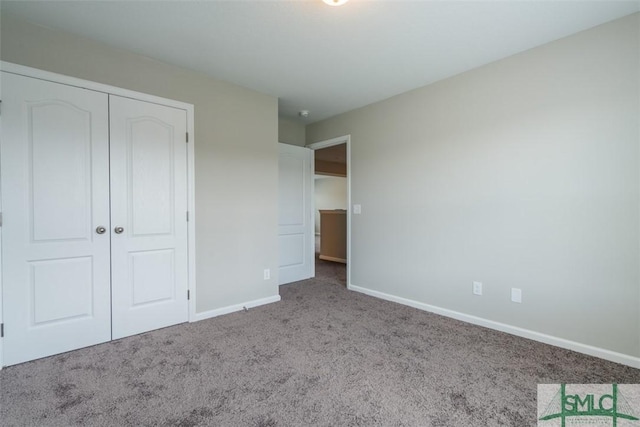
472,281 -> 482,296
511,288 -> 522,303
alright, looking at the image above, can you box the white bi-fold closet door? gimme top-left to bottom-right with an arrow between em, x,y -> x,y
1,72 -> 189,366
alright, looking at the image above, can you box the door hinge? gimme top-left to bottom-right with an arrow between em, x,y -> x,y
0,212 -> 3,227
186,211 -> 189,222
187,290 -> 190,300
1,323 -> 4,338
186,132 -> 189,143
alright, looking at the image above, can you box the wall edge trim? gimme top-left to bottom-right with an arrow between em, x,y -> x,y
347,284 -> 640,369
191,295 -> 281,322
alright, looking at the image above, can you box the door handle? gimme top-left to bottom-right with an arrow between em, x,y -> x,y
96,226 -> 106,235
114,226 -> 124,234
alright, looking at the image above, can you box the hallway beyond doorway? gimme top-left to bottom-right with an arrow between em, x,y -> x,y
315,235 -> 346,287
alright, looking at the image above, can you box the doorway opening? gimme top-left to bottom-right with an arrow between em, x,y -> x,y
308,136 -> 351,288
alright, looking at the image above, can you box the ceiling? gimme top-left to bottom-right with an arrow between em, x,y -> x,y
3,1 -> 639,124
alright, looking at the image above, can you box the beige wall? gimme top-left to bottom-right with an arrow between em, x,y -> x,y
315,177 -> 348,234
1,14 -> 280,313
278,117 -> 306,146
308,14 -> 640,357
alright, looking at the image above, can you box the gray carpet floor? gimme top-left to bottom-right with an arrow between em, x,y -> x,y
1,258 -> 639,426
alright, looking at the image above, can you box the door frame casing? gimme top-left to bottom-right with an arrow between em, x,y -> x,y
0,62 -> 197,368
307,135 -> 352,287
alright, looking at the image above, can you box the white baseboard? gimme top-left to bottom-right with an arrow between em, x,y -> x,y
191,294 -> 281,322
347,284 -> 640,369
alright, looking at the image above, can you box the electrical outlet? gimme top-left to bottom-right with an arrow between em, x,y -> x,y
472,281 -> 482,296
353,204 -> 362,214
511,288 -> 522,303
263,269 -> 270,280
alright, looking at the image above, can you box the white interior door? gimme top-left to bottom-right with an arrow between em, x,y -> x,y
278,143 -> 314,285
109,95 -> 188,339
1,72 -> 112,365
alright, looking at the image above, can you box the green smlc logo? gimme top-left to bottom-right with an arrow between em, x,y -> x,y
539,384 -> 639,427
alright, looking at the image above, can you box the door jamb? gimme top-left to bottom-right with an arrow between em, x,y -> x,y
306,135 -> 352,288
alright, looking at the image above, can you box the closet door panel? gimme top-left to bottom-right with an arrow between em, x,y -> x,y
109,95 -> 188,339
1,72 -> 111,366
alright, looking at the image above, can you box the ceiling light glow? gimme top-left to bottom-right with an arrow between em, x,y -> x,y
323,0 -> 349,6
